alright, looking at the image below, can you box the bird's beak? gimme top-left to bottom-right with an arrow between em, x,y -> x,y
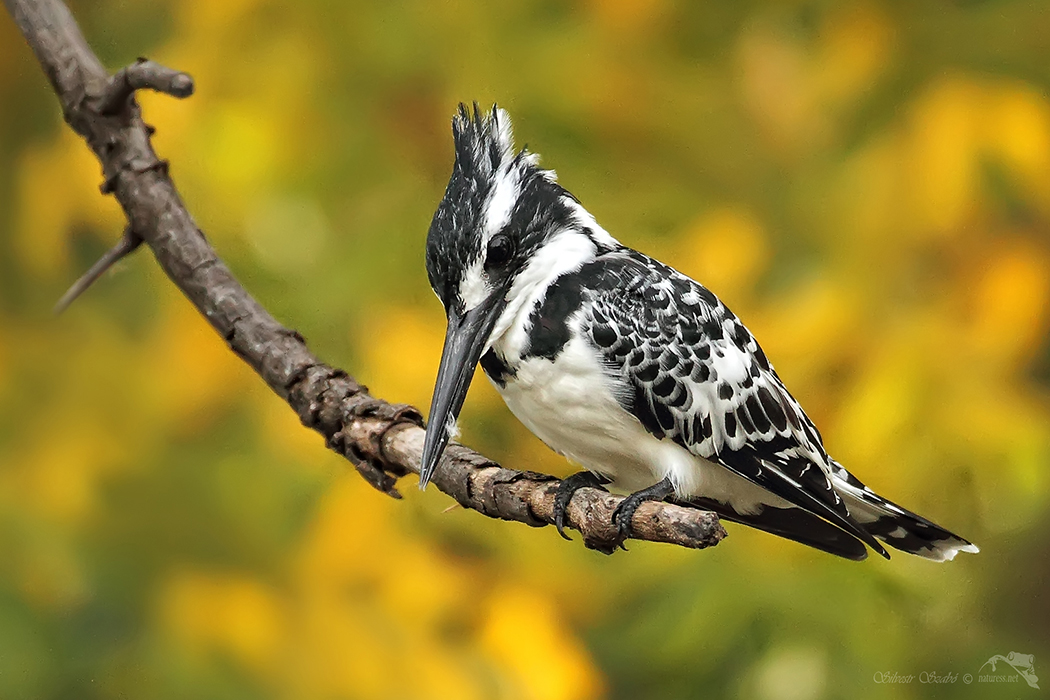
419,293 -> 506,489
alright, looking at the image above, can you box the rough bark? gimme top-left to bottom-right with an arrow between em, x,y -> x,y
3,0 -> 726,553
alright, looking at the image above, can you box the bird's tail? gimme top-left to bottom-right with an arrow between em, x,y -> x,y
830,463 -> 979,562
685,495 -> 871,560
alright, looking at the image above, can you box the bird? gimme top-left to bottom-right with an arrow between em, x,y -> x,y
418,103 -> 979,562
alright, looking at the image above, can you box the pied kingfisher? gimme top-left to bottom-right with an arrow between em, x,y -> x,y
419,104 -> 978,562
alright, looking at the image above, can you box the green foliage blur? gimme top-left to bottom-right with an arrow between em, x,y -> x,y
2,1 -> 1049,698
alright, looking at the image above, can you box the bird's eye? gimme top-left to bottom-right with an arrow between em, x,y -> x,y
486,234 -> 514,270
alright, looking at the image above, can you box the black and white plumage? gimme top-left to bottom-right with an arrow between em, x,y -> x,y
420,104 -> 978,562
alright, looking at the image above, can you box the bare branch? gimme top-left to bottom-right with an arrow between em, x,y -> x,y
3,0 -> 726,553
54,225 -> 142,314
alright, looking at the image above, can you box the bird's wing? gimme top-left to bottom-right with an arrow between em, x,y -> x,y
580,250 -> 887,556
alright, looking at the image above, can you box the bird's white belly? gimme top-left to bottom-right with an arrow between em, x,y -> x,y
497,349 -> 659,490
490,335 -> 792,513
490,335 -> 695,493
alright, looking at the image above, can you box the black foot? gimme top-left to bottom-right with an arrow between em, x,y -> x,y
610,477 -> 676,550
554,471 -> 610,540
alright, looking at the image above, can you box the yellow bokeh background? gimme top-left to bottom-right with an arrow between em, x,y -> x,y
1,1 -> 1048,698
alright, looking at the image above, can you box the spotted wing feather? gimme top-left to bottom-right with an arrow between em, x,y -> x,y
579,250 -> 888,557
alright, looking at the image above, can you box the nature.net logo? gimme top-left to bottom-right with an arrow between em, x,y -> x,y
873,651 -> 1040,689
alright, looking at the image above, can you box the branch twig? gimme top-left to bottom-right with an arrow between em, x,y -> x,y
53,225 -> 142,314
97,58 -> 194,115
4,0 -> 726,553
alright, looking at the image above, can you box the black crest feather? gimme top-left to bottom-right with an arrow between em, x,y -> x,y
451,102 -> 514,179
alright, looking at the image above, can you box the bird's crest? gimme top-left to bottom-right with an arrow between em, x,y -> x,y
451,103 -> 546,183
452,103 -> 516,177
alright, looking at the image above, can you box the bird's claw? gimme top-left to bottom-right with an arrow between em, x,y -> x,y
608,477 -> 676,551
553,471 -> 609,540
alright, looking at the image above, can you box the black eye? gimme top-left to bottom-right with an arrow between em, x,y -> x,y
486,234 -> 514,270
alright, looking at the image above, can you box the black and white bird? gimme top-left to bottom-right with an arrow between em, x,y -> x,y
419,104 -> 978,562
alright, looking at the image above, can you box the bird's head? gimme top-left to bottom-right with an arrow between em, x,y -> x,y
419,103 -> 616,488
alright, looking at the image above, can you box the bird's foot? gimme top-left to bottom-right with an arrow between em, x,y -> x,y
610,477 -> 676,551
553,471 -> 610,540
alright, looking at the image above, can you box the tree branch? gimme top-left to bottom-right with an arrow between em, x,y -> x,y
4,0 -> 726,554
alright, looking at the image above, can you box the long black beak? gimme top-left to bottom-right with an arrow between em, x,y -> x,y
419,295 -> 505,489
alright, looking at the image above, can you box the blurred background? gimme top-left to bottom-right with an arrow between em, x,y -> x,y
1,1 -> 1048,698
